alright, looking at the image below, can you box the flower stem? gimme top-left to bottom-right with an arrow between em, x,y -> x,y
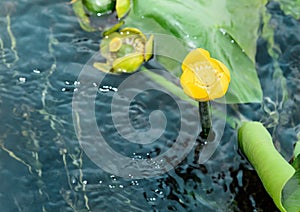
199,101 -> 212,139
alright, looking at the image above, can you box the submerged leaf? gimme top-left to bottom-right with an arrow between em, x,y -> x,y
275,0 -> 300,20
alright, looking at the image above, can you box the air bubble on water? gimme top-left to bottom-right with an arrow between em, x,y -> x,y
93,82 -> 98,87
131,180 -> 139,186
61,88 -> 66,92
230,40 -> 235,44
108,184 -> 115,189
82,180 -> 88,185
186,34 -> 190,38
18,77 -> 26,83
99,85 -> 118,92
219,28 -> 226,35
99,180 -> 103,184
132,154 -> 142,160
119,185 -> 124,188
193,36 -> 198,40
74,81 -> 80,86
110,175 -> 117,181
149,197 -> 156,202
33,69 -> 40,74
154,189 -> 163,195
242,49 -> 245,53
71,177 -> 76,184
65,81 -> 70,85
141,15 -> 144,19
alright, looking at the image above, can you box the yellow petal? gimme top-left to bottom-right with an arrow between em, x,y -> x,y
210,58 -> 230,81
182,48 -> 211,73
93,62 -> 113,73
180,69 -> 209,101
197,48 -> 211,58
208,73 -> 230,100
144,34 -> 154,61
109,37 -> 123,52
112,53 -> 144,73
116,0 -> 131,19
120,27 -> 147,41
180,48 -> 231,101
100,32 -> 119,58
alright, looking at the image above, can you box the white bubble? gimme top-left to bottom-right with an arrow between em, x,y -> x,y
18,77 -> 26,83
33,69 -> 40,74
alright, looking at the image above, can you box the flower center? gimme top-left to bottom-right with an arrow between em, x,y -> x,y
192,61 -> 217,86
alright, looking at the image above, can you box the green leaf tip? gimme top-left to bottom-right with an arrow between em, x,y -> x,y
238,121 -> 295,212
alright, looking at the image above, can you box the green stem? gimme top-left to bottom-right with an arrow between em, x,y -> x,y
199,101 -> 212,139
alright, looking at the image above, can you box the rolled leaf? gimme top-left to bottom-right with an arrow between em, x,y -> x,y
238,122 -> 295,212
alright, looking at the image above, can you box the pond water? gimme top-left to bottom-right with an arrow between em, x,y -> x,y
0,0 -> 299,211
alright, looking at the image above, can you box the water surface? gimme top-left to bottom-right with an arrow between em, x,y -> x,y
0,0 -> 299,211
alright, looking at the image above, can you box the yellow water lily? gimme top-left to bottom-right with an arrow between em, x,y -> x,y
94,27 -> 154,74
180,48 -> 230,101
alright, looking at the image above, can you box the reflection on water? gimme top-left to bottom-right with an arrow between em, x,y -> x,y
0,0 -> 298,211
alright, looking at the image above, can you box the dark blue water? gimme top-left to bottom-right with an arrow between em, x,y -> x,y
0,0 -> 299,211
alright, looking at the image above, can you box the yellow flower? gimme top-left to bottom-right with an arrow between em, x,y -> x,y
180,48 -> 230,101
94,27 -> 154,74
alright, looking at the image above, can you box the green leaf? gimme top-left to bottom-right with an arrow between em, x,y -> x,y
282,141 -> 300,212
292,141 -> 300,171
123,0 -> 264,103
282,170 -> 300,212
294,141 -> 300,158
238,122 -> 295,212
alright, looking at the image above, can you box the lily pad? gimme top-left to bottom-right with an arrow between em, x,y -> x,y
123,0 -> 265,103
